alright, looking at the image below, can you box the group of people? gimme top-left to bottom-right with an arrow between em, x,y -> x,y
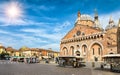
24,58 -> 40,64
10,57 -> 40,64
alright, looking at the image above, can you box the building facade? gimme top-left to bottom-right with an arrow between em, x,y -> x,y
60,11 -> 120,62
0,45 -> 60,59
0,45 -> 6,54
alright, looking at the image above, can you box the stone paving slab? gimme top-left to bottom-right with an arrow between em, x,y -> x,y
0,61 -> 119,75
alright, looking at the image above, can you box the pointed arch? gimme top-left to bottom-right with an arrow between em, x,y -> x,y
70,46 -> 74,56
62,47 -> 68,56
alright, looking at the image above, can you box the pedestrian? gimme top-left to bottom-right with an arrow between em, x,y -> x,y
33,58 -> 35,63
56,57 -> 59,64
24,58 -> 26,63
28,58 -> 31,64
62,59 -> 65,67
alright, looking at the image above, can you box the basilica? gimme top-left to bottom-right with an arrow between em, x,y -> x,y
60,11 -> 120,62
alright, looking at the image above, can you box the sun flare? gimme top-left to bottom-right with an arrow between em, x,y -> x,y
5,2 -> 22,19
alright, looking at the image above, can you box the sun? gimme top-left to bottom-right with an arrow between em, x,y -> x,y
7,6 -> 19,18
5,2 -> 22,19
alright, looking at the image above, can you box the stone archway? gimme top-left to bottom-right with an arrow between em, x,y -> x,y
89,41 -> 103,51
70,46 -> 74,56
81,45 -> 87,56
81,44 -> 88,61
62,47 -> 68,56
89,41 -> 103,61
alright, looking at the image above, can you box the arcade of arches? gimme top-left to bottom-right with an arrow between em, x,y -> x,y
60,11 -> 120,62
61,42 -> 103,61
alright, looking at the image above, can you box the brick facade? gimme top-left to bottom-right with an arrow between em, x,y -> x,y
60,11 -> 120,62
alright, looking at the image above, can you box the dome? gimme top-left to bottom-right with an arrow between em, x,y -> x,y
105,24 -> 117,30
80,14 -> 93,21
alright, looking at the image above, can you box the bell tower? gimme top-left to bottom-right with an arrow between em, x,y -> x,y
76,11 -> 81,24
94,9 -> 98,21
94,9 -> 102,29
109,16 -> 114,26
117,19 -> 120,53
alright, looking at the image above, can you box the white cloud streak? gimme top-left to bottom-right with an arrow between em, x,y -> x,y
38,5 -> 55,11
54,21 -> 71,32
0,2 -> 57,26
99,11 -> 120,29
40,43 -> 60,51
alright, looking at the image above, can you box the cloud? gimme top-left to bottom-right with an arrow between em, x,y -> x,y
40,16 -> 58,21
18,20 -> 71,50
40,43 -> 60,51
0,29 -> 10,34
54,21 -> 71,32
0,16 -> 54,26
38,5 -> 55,11
99,10 -> 120,29
0,29 -> 49,49
0,1 -> 57,26
20,28 -> 63,41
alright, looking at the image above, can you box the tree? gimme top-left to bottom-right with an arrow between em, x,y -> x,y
0,52 -> 9,60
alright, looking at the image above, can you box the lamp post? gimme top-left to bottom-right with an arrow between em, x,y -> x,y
48,52 -> 50,59
39,51 -> 42,60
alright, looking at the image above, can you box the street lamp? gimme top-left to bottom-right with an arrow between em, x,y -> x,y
40,52 -> 42,57
48,52 -> 50,58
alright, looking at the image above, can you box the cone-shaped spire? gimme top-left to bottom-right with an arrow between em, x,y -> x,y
77,11 -> 81,21
78,11 -> 81,18
94,9 -> 98,17
94,9 -> 98,20
75,11 -> 81,25
109,16 -> 114,24
94,9 -> 102,29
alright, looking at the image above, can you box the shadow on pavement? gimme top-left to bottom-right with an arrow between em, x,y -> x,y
94,67 -> 120,73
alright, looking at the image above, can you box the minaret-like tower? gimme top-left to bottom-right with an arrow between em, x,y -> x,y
78,11 -> 81,19
109,16 -> 114,26
94,9 -> 102,29
94,9 -> 98,21
76,11 -> 81,24
117,19 -> 120,53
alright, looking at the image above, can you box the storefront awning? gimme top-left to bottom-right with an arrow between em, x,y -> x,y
42,56 -> 51,59
102,54 -> 120,58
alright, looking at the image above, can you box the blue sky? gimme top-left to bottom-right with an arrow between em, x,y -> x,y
0,0 -> 120,51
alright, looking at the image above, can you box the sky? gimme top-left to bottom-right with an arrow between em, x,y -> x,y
0,0 -> 120,51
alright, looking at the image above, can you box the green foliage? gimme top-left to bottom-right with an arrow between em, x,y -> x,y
0,52 -> 10,60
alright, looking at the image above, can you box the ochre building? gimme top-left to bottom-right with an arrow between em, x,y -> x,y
60,11 -> 120,62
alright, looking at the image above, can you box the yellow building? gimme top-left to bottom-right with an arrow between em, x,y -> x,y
0,45 -> 6,54
13,50 -> 20,56
53,51 -> 59,58
19,47 -> 40,58
6,47 -> 14,56
0,45 -> 60,59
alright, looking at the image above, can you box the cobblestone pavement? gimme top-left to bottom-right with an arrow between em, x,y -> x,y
0,61 -> 119,75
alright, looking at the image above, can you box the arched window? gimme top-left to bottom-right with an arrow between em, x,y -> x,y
66,49 -> 68,55
90,43 -> 102,56
98,48 -> 101,55
82,45 -> 87,53
93,48 -> 94,55
62,47 -> 68,55
70,46 -> 74,56
84,46 -> 87,52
